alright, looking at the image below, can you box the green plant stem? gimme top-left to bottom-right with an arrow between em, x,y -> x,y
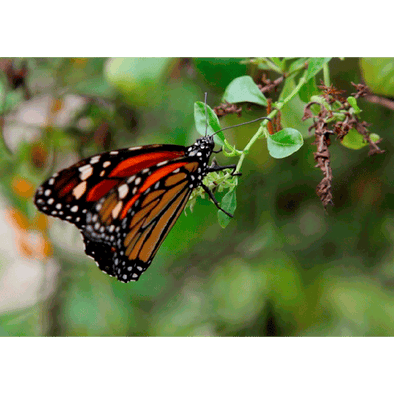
323,63 -> 330,86
265,58 -> 284,74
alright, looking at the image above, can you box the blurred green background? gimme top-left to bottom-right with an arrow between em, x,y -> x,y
0,57 -> 393,336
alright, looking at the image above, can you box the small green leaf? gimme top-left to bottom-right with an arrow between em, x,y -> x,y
218,188 -> 237,228
194,102 -> 224,146
370,134 -> 380,143
287,57 -> 308,73
306,58 -> 332,81
347,96 -> 361,114
341,128 -> 380,150
223,76 -> 267,106
269,57 -> 285,71
267,128 -> 304,159
299,76 -> 319,103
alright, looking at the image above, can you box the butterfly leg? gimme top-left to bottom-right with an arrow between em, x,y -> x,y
207,162 -> 242,177
201,183 -> 233,218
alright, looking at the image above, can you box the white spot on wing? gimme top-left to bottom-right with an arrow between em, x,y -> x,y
79,164 -> 92,172
90,156 -> 101,164
112,201 -> 123,219
72,181 -> 87,199
118,184 -> 129,199
79,165 -> 93,180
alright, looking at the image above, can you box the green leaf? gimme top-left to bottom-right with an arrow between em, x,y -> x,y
223,76 -> 267,106
194,101 -> 224,146
347,96 -> 361,114
267,128 -> 304,159
360,58 -> 394,96
341,128 -> 380,150
218,187 -> 237,228
299,76 -> 319,103
269,57 -> 285,71
306,58 -> 332,81
287,57 -> 308,74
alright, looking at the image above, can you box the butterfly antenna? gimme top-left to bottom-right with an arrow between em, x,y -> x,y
204,92 -> 209,137
211,116 -> 272,137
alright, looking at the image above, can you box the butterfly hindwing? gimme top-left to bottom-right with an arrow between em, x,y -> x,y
82,158 -> 200,282
82,234 -> 117,277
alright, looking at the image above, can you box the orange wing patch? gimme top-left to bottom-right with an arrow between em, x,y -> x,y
109,151 -> 184,177
139,190 -> 189,261
120,161 -> 188,219
123,187 -> 191,262
86,179 -> 120,202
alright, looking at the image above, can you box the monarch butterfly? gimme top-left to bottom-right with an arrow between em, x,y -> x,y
34,101 -> 267,283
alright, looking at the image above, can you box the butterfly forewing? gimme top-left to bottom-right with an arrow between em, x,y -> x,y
34,144 -> 187,228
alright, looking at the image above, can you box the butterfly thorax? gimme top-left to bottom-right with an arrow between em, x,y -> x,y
186,135 -> 214,186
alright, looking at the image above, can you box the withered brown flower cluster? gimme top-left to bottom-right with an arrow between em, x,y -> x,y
213,101 -> 243,118
257,75 -> 285,95
303,82 -> 385,208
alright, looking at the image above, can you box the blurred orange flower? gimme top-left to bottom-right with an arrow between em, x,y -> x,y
11,176 -> 35,199
6,208 -> 53,260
